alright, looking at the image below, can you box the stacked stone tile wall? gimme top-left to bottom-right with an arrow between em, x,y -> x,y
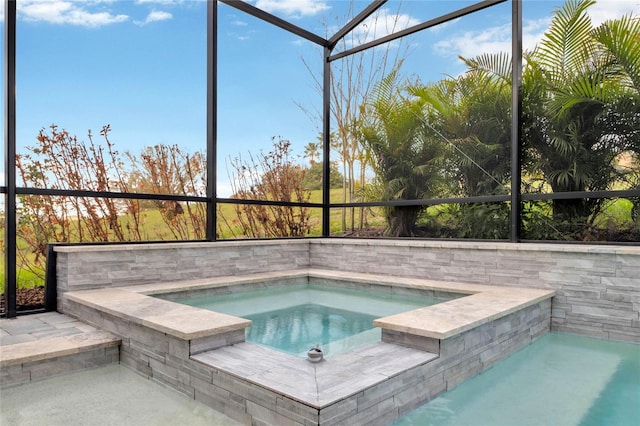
55,240 -> 310,294
310,240 -> 640,343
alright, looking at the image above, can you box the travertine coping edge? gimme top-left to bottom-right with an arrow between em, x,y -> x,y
63,289 -> 251,340
123,269 -> 312,296
53,239 -> 309,253
125,269 -> 478,297
309,270 -> 555,340
64,268 -> 554,344
53,238 -> 640,255
0,331 -> 120,367
374,290 -> 555,339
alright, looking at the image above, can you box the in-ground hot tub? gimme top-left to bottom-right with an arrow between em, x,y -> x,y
160,277 -> 460,357
61,269 -> 555,425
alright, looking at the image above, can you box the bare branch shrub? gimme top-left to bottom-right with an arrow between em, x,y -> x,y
127,145 -> 207,240
223,137 -> 312,238
14,124 -> 208,281
15,125 -> 145,279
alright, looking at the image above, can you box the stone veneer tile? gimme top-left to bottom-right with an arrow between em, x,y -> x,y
247,400 -> 301,426
318,398 -> 358,425
572,303 -> 639,320
276,396 -> 319,426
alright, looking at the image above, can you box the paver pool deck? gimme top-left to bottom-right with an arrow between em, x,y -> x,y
1,312 -> 100,346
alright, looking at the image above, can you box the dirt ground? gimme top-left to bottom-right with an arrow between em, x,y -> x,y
0,287 -> 45,313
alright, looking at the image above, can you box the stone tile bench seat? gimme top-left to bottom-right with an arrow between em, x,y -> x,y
61,287 -> 253,365
300,270 -> 556,341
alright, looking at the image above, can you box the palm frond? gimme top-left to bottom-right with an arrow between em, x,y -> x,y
368,68 -> 402,117
386,178 -> 406,200
534,0 -> 596,79
550,134 -> 576,157
547,69 -> 609,117
460,52 -> 512,87
593,13 -> 640,93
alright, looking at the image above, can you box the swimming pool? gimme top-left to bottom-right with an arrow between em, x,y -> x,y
173,283 -> 449,356
393,332 -> 640,425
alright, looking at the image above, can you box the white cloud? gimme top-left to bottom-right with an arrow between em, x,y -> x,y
433,24 -> 510,59
217,181 -> 233,198
431,0 -> 638,61
227,28 -> 256,41
428,18 -> 461,34
433,16 -> 552,60
523,17 -> 552,52
358,8 -> 421,41
336,8 -> 421,50
134,10 -> 172,26
253,0 -> 329,18
136,0 -> 184,4
589,0 -> 639,26
226,15 -> 253,40
19,0 -> 128,27
147,10 -> 172,22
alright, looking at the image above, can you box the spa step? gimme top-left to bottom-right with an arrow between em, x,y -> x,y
0,330 -> 121,387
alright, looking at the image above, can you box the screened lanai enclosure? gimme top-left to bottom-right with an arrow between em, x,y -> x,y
2,0 -> 639,316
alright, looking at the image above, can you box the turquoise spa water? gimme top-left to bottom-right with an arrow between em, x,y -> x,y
393,332 -> 640,426
175,283 -> 444,357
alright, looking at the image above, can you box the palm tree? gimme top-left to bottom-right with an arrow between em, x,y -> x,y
304,141 -> 320,165
408,53 -> 513,238
411,52 -> 512,198
523,0 -> 640,230
359,70 -> 445,236
592,12 -> 640,223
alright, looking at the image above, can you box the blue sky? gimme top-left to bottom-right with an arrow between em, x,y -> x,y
1,0 -> 638,195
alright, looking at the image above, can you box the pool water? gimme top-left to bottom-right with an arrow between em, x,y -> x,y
175,283 -> 444,357
245,303 -> 377,356
0,364 -> 240,426
393,332 -> 640,426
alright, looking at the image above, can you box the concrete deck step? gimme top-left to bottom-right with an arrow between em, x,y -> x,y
1,330 -> 121,387
1,330 -> 120,367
